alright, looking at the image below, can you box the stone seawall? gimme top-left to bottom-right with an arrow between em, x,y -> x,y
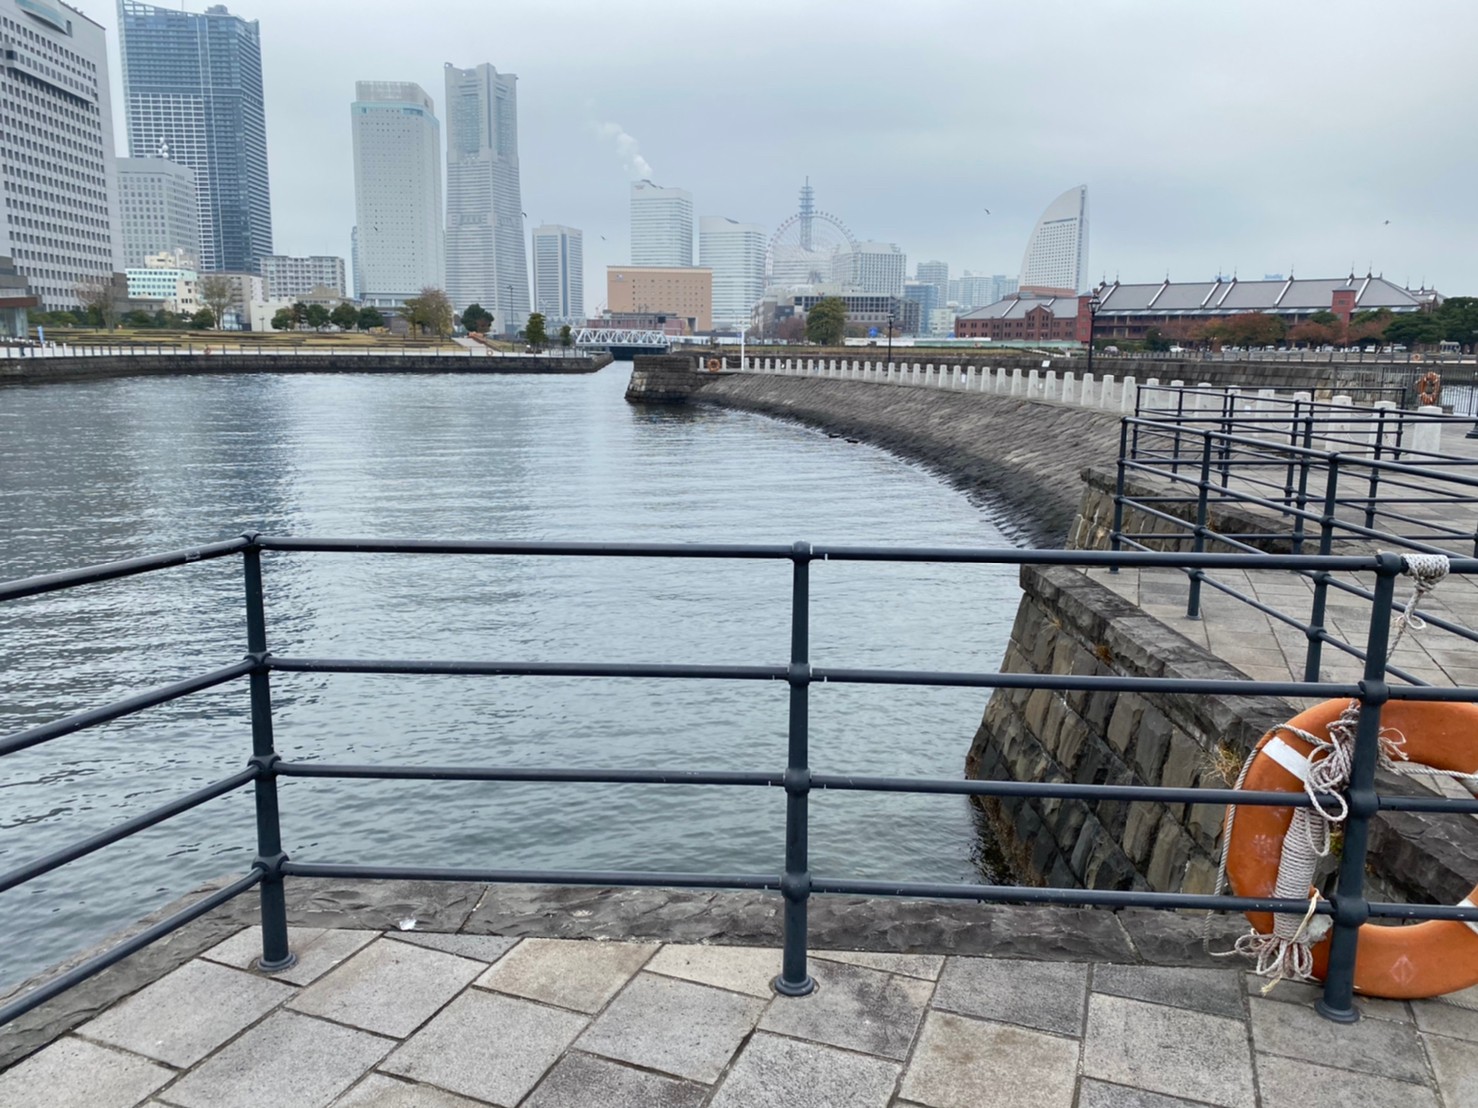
0,352 -> 611,386
969,476 -> 1478,903
693,372 -> 1122,547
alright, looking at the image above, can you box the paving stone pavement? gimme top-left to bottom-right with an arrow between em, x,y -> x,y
1,925 -> 1468,1107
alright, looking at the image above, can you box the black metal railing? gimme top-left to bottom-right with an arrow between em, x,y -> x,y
1112,388 -> 1478,685
3,536 -> 1477,1029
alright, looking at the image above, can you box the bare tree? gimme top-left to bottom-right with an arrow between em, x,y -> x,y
199,275 -> 235,331
75,273 -> 122,329
402,286 -> 453,339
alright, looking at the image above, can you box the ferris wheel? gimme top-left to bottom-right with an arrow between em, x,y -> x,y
768,181 -> 857,286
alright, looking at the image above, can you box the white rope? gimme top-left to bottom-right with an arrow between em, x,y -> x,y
1208,552 -> 1478,999
1390,552 -> 1449,653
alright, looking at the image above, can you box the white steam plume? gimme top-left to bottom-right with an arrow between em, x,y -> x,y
598,122 -> 653,179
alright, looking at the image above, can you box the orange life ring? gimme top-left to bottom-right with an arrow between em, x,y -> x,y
706,358 -> 721,373
1226,698 -> 1478,998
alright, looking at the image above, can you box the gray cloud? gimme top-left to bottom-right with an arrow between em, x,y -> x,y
99,0 -> 1478,295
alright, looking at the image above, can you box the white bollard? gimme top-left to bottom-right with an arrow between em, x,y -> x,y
1081,372 -> 1096,407
1120,375 -> 1137,413
1412,405 -> 1443,455
1044,370 -> 1059,401
1028,369 -> 1040,397
1061,371 -> 1076,404
1011,367 -> 1024,396
925,363 -> 935,387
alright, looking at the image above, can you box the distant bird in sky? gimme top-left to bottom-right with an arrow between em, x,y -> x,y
1383,220 -> 1391,225
983,208 -> 991,215
600,235 -> 607,241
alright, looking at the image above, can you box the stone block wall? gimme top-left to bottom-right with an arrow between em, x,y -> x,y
966,564 -> 1289,893
625,354 -> 700,403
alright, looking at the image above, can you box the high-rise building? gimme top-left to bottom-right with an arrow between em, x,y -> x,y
444,62 -> 530,333
0,0 -> 121,310
902,281 -> 938,334
118,1 -> 272,274
699,217 -> 765,331
0,254 -> 37,337
837,242 -> 906,297
117,157 -> 200,269
630,181 -> 693,268
1019,185 -> 1088,295
955,272 -> 1019,311
531,225 -> 583,323
260,255 -> 347,299
351,81 -> 444,308
916,260 -> 949,304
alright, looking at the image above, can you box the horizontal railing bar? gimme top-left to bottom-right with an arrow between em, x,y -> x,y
240,536 -> 1478,573
278,762 -> 782,786
268,658 -> 786,681
810,667 -> 1362,698
1378,792 -> 1478,814
0,870 -> 261,1028
0,537 -> 250,602
809,877 -> 1323,914
281,862 -> 781,890
808,773 -> 1339,807
0,659 -> 255,757
0,767 -> 259,894
257,536 -> 798,558
1368,901 -> 1478,921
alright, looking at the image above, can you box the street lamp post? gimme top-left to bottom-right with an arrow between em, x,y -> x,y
1086,294 -> 1102,380
738,324 -> 747,371
886,314 -> 895,373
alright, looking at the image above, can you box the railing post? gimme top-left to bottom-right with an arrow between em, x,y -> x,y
774,541 -> 815,997
1110,420 -> 1129,573
1218,390 -> 1235,488
1317,552 -> 1401,1023
1186,435 -> 1213,619
243,536 -> 295,972
1303,456 -> 1341,682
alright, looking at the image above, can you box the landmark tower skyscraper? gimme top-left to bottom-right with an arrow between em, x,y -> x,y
444,62 -> 530,333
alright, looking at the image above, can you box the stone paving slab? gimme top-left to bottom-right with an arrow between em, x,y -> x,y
709,1030 -> 900,1108
204,926 -> 378,985
0,1035 -> 173,1108
1253,1053 -> 1441,1108
1082,993 -> 1255,1108
379,990 -> 585,1105
162,1009 -> 393,1108
474,937 -> 656,1013
78,958 -> 294,1067
644,942 -> 782,997
289,938 -> 485,1038
574,971 -> 766,1083
932,955 -> 1088,1036
757,958 -> 932,1060
3,917 -> 1470,1107
901,1010 -> 1079,1108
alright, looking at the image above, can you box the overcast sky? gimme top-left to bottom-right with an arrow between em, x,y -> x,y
95,0 -> 1477,299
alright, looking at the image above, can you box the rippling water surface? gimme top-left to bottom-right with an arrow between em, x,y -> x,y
0,364 -> 1020,988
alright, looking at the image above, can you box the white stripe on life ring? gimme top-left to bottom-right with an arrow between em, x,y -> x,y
1262,737 -> 1312,784
1461,898 -> 1478,938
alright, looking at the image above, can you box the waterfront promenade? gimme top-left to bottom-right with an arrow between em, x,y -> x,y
1,882 -> 1472,1107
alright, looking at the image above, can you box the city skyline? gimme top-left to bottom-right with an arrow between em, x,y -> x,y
80,0 -> 1474,301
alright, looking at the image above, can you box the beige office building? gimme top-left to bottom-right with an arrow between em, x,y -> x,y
606,266 -> 712,333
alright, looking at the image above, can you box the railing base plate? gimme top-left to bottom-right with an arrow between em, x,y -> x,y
771,973 -> 815,998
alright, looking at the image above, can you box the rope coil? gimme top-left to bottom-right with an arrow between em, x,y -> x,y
1211,552 -> 1475,997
